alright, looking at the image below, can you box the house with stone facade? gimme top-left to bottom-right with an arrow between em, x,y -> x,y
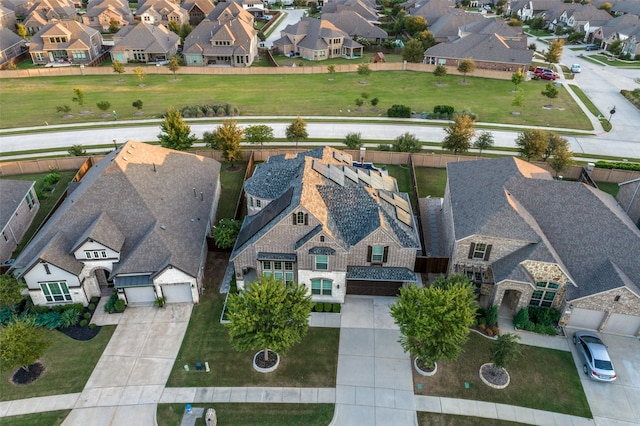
181,0 -> 214,26
442,157 -> 640,336
22,0 -> 78,35
29,20 -> 103,64
230,147 -> 421,303
111,22 -> 179,63
136,0 -> 189,27
0,180 -> 39,264
11,141 -> 221,307
82,0 -> 134,32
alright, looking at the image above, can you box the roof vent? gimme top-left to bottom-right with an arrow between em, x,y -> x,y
160,225 -> 166,230
123,156 -> 128,161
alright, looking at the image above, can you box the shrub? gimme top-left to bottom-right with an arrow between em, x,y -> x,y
514,307 -> 529,328
594,160 -> 640,172
491,325 -> 500,335
88,303 -> 96,311
387,104 -> 411,118
485,328 -> 494,337
433,105 -> 454,115
315,302 -> 324,312
323,302 -> 332,312
485,305 -> 498,326
83,312 -> 92,320
90,296 -> 100,304
60,307 -> 80,328
89,323 -> 97,329
528,306 -> 560,326
371,97 -> 379,106
104,293 -> 119,313
79,319 -> 88,327
114,299 -> 126,313
332,303 -> 341,313
43,172 -> 61,185
477,323 -> 486,331
35,311 -> 62,329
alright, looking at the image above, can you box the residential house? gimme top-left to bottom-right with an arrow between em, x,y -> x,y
409,0 -> 456,28
617,177 -> 640,227
12,141 -> 221,307
427,11 -> 485,42
544,2 -> 580,32
323,10 -> 387,43
22,0 -> 77,35
0,180 -> 39,264
322,0 -> 380,22
183,2 -> 257,66
0,4 -> 16,29
595,14 -> 640,56
136,0 -> 189,27
82,0 -> 134,32
111,22 -> 179,63
507,0 -> 558,21
232,0 -> 266,18
273,17 -> 363,61
29,19 -> 102,64
0,0 -> 34,18
230,147 -> 421,303
611,0 -> 640,16
0,27 -> 26,66
555,4 -> 612,40
181,0 -> 214,26
442,157 -> 640,336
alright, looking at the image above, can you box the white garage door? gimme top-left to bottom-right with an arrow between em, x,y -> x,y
162,284 -> 193,303
604,313 -> 640,336
124,286 -> 156,306
567,308 -> 605,330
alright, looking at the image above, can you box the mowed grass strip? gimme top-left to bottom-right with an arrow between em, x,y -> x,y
0,410 -> 71,426
157,403 -> 335,426
417,412 -> 529,425
166,253 -> 340,388
0,326 -> 115,401
414,167 -> 448,198
0,72 -> 591,130
414,333 -> 592,418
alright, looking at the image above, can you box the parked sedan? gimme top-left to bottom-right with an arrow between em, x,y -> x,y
540,72 -> 558,80
571,64 -> 581,73
573,331 -> 617,382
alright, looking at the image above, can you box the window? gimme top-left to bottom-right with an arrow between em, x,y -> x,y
72,51 -> 86,60
529,281 -> 559,307
2,231 -> 7,242
315,255 -> 328,270
468,242 -> 492,260
256,199 -> 262,208
25,191 -> 35,210
371,246 -> 384,262
262,260 -> 294,284
297,212 -> 305,224
311,279 -> 332,295
43,263 -> 51,275
41,281 -> 72,302
293,212 -> 307,225
320,236 -> 325,242
85,250 -> 107,259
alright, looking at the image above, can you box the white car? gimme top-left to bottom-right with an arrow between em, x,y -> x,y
571,64 -> 581,73
573,331 -> 617,382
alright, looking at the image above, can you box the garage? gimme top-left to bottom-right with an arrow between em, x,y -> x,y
567,308 -> 606,330
161,283 -> 193,303
124,286 -> 157,306
346,280 -> 403,296
604,313 -> 640,336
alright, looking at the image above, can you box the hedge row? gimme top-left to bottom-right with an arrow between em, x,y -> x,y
595,160 -> 640,172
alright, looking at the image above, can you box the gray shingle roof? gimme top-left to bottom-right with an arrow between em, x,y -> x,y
424,32 -> 533,65
346,266 -> 417,281
492,242 -> 555,283
14,141 -> 220,281
322,10 -> 388,40
0,179 -> 35,230
112,22 -> 179,54
70,212 -> 125,253
0,28 -> 24,52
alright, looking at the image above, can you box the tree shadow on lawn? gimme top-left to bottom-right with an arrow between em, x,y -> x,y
413,332 -> 592,418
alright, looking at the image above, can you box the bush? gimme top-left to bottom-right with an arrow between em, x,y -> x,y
332,303 -> 341,313
104,293 -> 119,313
315,302 -> 324,312
485,305 -> 498,326
60,307 -> 80,328
88,303 -> 96,311
83,312 -> 92,320
387,104 -> 411,118
90,296 -> 100,304
114,299 -> 126,312
433,105 -> 454,115
485,328 -> 494,337
323,302 -> 332,312
491,325 -> 500,335
594,160 -> 640,172
514,307 -> 529,329
79,319 -> 88,327
528,306 -> 560,326
35,311 -> 62,329
89,323 -> 97,329
43,172 -> 61,186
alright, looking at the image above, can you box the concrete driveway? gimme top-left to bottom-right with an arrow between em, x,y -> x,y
565,328 -> 640,425
62,304 -> 192,426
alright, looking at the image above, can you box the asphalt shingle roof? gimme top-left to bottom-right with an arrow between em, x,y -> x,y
347,266 -> 417,281
0,180 -> 35,230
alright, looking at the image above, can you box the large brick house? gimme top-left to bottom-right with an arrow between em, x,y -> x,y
29,20 -> 103,65
442,157 -> 640,336
12,141 -> 221,307
0,180 -> 39,264
230,147 -> 421,303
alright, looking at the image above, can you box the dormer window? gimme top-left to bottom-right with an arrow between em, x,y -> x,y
214,40 -> 232,46
85,250 -> 107,259
293,212 -> 308,225
468,243 -> 492,261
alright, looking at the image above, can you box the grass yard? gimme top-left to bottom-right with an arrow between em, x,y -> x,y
166,253 -> 340,388
215,162 -> 248,221
0,410 -> 70,426
0,326 -> 115,402
417,412 -> 528,425
270,52 -> 404,67
594,181 -> 620,197
0,171 -> 76,257
586,55 -> 640,68
414,167 -> 448,198
0,72 -> 591,130
157,403 -> 334,426
414,333 -> 591,418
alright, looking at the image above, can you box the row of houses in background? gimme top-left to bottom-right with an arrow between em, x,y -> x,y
4,144 -> 639,336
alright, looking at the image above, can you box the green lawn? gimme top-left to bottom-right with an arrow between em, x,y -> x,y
157,403 -> 334,426
0,72 -> 591,130
0,410 -> 70,426
418,412 -> 528,425
0,171 -> 76,257
414,333 -> 592,418
0,326 -> 115,401
166,253 -> 340,388
595,181 -> 619,197
586,55 -> 640,68
215,162 -> 248,221
414,167 -> 448,198
271,52 -> 404,67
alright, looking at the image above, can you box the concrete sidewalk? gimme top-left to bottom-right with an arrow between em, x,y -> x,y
160,387 -> 335,404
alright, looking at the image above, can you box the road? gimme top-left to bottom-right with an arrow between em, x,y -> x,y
264,9 -> 306,48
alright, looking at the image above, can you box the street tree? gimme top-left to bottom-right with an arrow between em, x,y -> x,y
442,113 -> 476,154
545,133 -> 573,176
68,144 -> 87,156
542,132 -> 567,161
212,119 -> 244,167
391,274 -> 478,371
168,56 -> 180,79
112,59 -> 125,80
357,63 -> 371,83
473,131 -> 494,155
286,116 -> 308,148
402,39 -> 425,63
392,132 -> 421,152
245,124 -> 274,149
0,274 -> 24,314
133,67 -> 146,86
226,274 -> 313,364
515,129 -> 548,161
56,105 -> 71,116
157,107 -> 197,151
0,317 -> 52,373
72,88 -> 84,108
541,83 -> 559,99
132,99 -> 143,111
543,38 -> 564,67
343,132 -> 363,149
212,219 -> 242,249
327,64 -> 336,78
512,90 -> 525,109
433,64 -> 447,82
511,69 -> 525,90
457,58 -> 476,83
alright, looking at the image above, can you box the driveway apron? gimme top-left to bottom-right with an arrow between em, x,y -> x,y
62,304 -> 192,426
331,296 -> 417,426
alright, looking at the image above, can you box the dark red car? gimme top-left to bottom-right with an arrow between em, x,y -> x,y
540,72 -> 558,80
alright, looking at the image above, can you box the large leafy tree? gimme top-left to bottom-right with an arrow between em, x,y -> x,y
244,124 -> 274,149
473,131 -> 494,155
157,107 -> 197,151
0,317 -> 52,372
415,30 -> 436,50
402,39 -> 425,63
212,119 -> 244,167
442,114 -> 476,154
543,38 -> 564,67
226,275 -> 313,362
343,132 -> 363,149
457,58 -> 476,83
391,275 -> 478,370
286,116 -> 308,148
545,133 -> 573,176
403,15 -> 427,34
515,129 -> 548,161
392,132 -> 421,152
0,274 -> 24,314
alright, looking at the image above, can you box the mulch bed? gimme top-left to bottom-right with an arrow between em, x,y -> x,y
58,324 -> 101,341
480,364 -> 509,387
254,350 -> 278,369
11,362 -> 45,385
